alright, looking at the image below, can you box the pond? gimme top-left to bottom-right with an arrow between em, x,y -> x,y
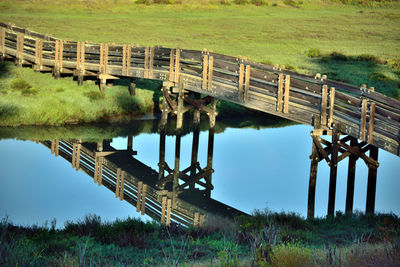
0,119 -> 399,228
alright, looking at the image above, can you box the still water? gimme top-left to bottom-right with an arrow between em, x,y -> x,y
0,120 -> 399,228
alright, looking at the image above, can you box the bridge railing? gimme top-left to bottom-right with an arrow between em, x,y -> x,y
1,22 -> 399,156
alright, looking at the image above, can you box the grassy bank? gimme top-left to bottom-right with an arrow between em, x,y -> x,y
1,211 -> 399,266
0,0 -> 399,126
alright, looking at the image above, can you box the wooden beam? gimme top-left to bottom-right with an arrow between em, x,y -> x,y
238,63 -> 244,101
120,170 -> 125,201
169,48 -> 175,82
149,47 -> 154,79
366,146 -> 378,214
328,87 -> 335,127
277,73 -> 284,112
360,99 -> 368,141
115,168 -> 121,198
345,137 -> 357,214
161,196 -> 167,224
136,181 -> 143,212
122,44 -> 127,76
368,102 -> 375,144
283,75 -> 291,114
174,49 -> 180,83
144,47 -> 149,78
208,56 -> 214,92
320,85 -> 328,126
244,65 -> 250,102
202,54 -> 209,90
141,184 -> 147,215
166,198 -> 172,226
327,123 -> 340,216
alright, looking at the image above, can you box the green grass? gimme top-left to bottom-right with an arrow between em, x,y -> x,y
1,211 -> 399,266
0,0 -> 399,126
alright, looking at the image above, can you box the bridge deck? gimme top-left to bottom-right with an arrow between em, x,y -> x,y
1,22 -> 399,156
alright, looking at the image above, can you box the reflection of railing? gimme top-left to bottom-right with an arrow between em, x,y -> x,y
41,139 -> 244,227
1,22 -> 399,156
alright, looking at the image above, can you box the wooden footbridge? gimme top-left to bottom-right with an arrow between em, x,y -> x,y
40,132 -> 245,227
1,22 -> 399,218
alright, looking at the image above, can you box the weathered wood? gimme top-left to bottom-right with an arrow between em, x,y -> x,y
161,196 -> 167,224
202,54 -> 208,90
277,73 -> 284,112
149,47 -> 154,79
120,170 -> 126,201
345,137 -> 357,214
208,56 -> 214,92
308,131 -> 319,219
368,102 -> 376,144
115,168 -> 121,198
327,123 -> 340,216
328,87 -> 336,127
169,48 -> 175,82
174,49 -> 180,83
136,181 -> 143,212
360,99 -> 368,141
1,27 -> 6,59
141,184 -> 147,215
283,75 -> 291,114
166,198 -> 172,226
238,63 -> 244,100
366,146 -> 378,214
144,47 -> 149,78
321,85 -> 328,126
244,65 -> 250,102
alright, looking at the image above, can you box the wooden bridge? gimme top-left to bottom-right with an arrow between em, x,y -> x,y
1,22 -> 399,218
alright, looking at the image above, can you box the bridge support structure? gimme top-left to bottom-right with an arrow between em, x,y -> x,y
307,118 -> 380,218
157,79 -> 217,204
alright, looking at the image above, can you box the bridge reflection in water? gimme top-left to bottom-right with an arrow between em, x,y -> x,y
41,124 -> 244,227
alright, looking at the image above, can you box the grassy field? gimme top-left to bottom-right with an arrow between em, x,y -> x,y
1,211 -> 399,266
0,0 -> 399,126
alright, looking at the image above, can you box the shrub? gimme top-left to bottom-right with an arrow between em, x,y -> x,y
369,72 -> 388,82
305,48 -> 321,58
84,91 -> 104,101
220,0 -> 231,4
270,243 -> 313,267
251,0 -> 268,6
388,58 -> 400,71
21,87 -> 39,96
272,3 -> 278,6
10,78 -> 32,91
135,0 -> 152,5
56,87 -> 65,93
233,0 -> 249,4
283,0 -> 302,7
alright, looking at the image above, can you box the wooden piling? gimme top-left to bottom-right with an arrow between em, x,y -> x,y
283,75 -> 291,114
366,146 -> 378,214
307,116 -> 320,219
141,184 -> 147,215
345,137 -> 357,214
327,123 -> 341,216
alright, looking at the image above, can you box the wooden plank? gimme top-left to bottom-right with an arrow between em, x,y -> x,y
104,43 -> 109,74
360,99 -> 368,141
368,102 -> 376,144
127,44 -> 132,76
94,156 -> 99,184
244,65 -> 250,102
0,27 -> 5,57
141,184 -> 147,215
194,212 -> 199,227
328,87 -> 335,127
169,48 -> 175,82
72,143 -> 77,169
80,42 -> 85,72
144,47 -> 149,78
283,75 -> 291,114
208,55 -> 213,92
136,181 -> 143,212
55,140 -> 59,157
149,47 -> 154,79
161,196 -> 167,224
54,40 -> 59,69
115,168 -> 121,198
277,73 -> 284,112
98,156 -> 103,185
76,42 -> 81,70
174,49 -> 180,83
202,54 -> 208,90
76,143 -> 81,170
166,198 -> 172,226
120,170 -> 125,201
321,85 -> 328,126
122,44 -> 127,76
100,43 -> 104,72
238,64 -> 244,100
199,214 -> 205,227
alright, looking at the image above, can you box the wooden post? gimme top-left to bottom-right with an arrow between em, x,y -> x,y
129,78 -> 136,96
115,168 -> 121,198
206,97 -> 216,197
244,65 -> 250,101
136,181 -> 143,212
360,99 -> 368,141
158,91 -> 168,182
120,171 -> 126,201
307,116 -> 320,219
174,49 -> 180,83
190,95 -> 201,190
202,53 -> 209,90
276,74 -> 284,112
327,123 -> 340,216
169,48 -> 175,82
366,146 -> 378,214
345,137 -> 358,215
208,56 -> 214,92
141,184 -> 147,215
328,87 -> 336,127
75,143 -> 81,170
161,196 -> 167,224
0,27 -> 5,61
176,78 -> 184,130
238,63 -> 244,101
320,85 -> 328,126
283,75 -> 291,114
166,198 -> 172,226
368,102 -> 376,144
127,136 -> 133,151
55,140 -> 59,157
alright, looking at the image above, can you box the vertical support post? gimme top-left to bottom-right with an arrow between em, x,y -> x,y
366,146 -> 378,214
172,79 -> 184,200
320,85 -> 328,126
207,55 -> 214,92
158,88 -> 168,182
161,196 -> 167,225
190,93 -> 201,190
127,136 -> 133,152
129,78 -> 136,96
0,27 -> 5,61
206,97 -> 217,197
276,73 -> 284,112
283,75 -> 291,114
327,123 -> 340,216
307,116 -> 320,219
345,137 -> 358,215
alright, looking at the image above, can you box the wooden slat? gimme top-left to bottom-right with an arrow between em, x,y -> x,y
120,170 -> 125,200
202,54 -> 209,90
122,44 -> 127,75
238,63 -> 244,100
141,184 -> 147,215
208,55 -> 213,92
161,196 -> 167,224
173,49 -> 181,83
149,47 -> 154,78
360,99 -> 368,141
368,102 -> 376,144
244,65 -> 250,101
169,48 -> 175,82
321,85 -> 328,126
166,198 -> 172,226
277,73 -> 284,112
136,181 -> 143,212
115,168 -> 121,198
328,87 -> 336,127
144,47 -> 149,78
284,75 -> 291,114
